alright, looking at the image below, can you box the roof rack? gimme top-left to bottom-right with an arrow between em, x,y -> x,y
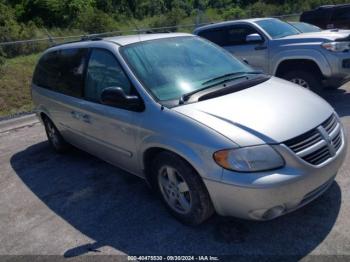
80,34 -> 103,41
52,35 -> 103,47
317,5 -> 335,9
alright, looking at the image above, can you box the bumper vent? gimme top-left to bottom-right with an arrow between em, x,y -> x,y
284,114 -> 343,166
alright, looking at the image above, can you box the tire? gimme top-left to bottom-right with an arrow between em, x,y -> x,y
326,85 -> 341,90
152,151 -> 214,225
282,70 -> 323,93
43,116 -> 70,153
325,81 -> 343,89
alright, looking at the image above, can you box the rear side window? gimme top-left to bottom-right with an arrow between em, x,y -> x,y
33,48 -> 88,97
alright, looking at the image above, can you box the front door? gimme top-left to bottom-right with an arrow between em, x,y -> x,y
75,48 -> 142,175
222,25 -> 269,73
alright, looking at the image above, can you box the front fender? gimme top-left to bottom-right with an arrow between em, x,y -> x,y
271,49 -> 332,77
138,135 -> 223,182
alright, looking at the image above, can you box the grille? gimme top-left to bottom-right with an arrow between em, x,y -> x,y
284,114 -> 343,166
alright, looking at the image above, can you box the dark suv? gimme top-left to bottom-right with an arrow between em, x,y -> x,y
300,4 -> 350,29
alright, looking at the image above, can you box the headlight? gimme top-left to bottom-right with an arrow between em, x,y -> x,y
213,145 -> 284,172
322,41 -> 350,52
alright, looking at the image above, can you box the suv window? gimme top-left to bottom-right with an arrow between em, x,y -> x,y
226,26 -> 260,45
198,29 -> 227,46
332,6 -> 350,21
300,9 -> 332,28
33,48 -> 87,97
85,49 -> 132,103
198,25 -> 261,46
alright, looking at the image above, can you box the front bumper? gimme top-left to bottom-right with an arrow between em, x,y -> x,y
325,51 -> 350,80
204,130 -> 347,220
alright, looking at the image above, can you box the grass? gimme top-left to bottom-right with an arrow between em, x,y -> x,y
0,53 -> 40,116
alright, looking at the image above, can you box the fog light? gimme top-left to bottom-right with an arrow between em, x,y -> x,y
262,205 -> 285,220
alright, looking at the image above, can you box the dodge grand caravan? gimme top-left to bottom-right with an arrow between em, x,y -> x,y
32,33 -> 346,225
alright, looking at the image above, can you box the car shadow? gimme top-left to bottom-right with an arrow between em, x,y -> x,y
321,86 -> 350,117
10,141 -> 342,258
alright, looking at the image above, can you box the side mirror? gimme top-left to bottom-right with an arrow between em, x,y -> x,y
100,87 -> 144,111
246,33 -> 263,43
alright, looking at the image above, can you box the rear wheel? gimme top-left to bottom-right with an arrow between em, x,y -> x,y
283,70 -> 323,93
152,151 -> 214,225
43,117 -> 69,153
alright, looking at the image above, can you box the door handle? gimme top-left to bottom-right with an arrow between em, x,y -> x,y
255,46 -> 267,50
81,114 -> 91,123
71,111 -> 90,123
71,111 -> 80,119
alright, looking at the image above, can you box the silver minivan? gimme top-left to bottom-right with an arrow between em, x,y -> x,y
32,33 -> 346,225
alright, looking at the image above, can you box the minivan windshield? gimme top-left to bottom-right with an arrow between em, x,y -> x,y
256,18 -> 300,39
120,36 -> 254,101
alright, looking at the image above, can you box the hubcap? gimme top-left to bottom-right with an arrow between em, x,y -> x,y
290,78 -> 310,89
46,121 -> 59,147
158,166 -> 192,214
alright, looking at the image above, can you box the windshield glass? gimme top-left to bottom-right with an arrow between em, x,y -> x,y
290,22 -> 321,33
120,36 -> 253,101
256,18 -> 300,39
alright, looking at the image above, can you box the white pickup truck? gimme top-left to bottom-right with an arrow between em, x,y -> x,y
194,18 -> 350,91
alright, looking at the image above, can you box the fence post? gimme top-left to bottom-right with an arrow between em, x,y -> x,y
45,29 -> 54,47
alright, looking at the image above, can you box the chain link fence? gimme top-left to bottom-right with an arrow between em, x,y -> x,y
0,13 -> 300,119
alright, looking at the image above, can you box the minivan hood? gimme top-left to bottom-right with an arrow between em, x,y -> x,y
174,77 -> 333,147
281,31 -> 350,42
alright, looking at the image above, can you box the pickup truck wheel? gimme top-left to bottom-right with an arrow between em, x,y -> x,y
283,70 -> 323,93
43,117 -> 69,153
152,151 -> 214,225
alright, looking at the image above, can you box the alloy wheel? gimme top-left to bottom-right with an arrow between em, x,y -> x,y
290,77 -> 310,89
158,166 -> 192,214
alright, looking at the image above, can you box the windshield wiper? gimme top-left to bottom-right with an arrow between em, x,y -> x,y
179,71 -> 261,104
201,71 -> 261,86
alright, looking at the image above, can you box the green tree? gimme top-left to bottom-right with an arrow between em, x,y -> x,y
15,0 -> 95,27
222,6 -> 246,20
0,47 -> 5,74
135,0 -> 166,18
76,7 -> 119,33
150,6 -> 186,30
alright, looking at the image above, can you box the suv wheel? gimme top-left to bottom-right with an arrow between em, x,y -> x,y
283,70 -> 322,93
152,151 -> 214,225
43,117 -> 69,153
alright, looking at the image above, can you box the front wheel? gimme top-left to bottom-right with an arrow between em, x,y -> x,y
152,152 -> 214,225
282,70 -> 323,93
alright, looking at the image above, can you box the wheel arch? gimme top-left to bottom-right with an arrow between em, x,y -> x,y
271,50 -> 331,77
275,59 -> 324,79
141,141 -> 209,188
35,105 -> 52,125
39,112 -> 49,121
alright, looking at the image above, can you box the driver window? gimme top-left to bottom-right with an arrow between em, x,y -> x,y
226,26 -> 262,46
85,49 -> 131,103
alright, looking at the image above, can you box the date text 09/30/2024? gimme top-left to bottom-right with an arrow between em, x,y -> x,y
127,256 -> 219,261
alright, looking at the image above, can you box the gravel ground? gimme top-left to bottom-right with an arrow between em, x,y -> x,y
1,85 -> 350,260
